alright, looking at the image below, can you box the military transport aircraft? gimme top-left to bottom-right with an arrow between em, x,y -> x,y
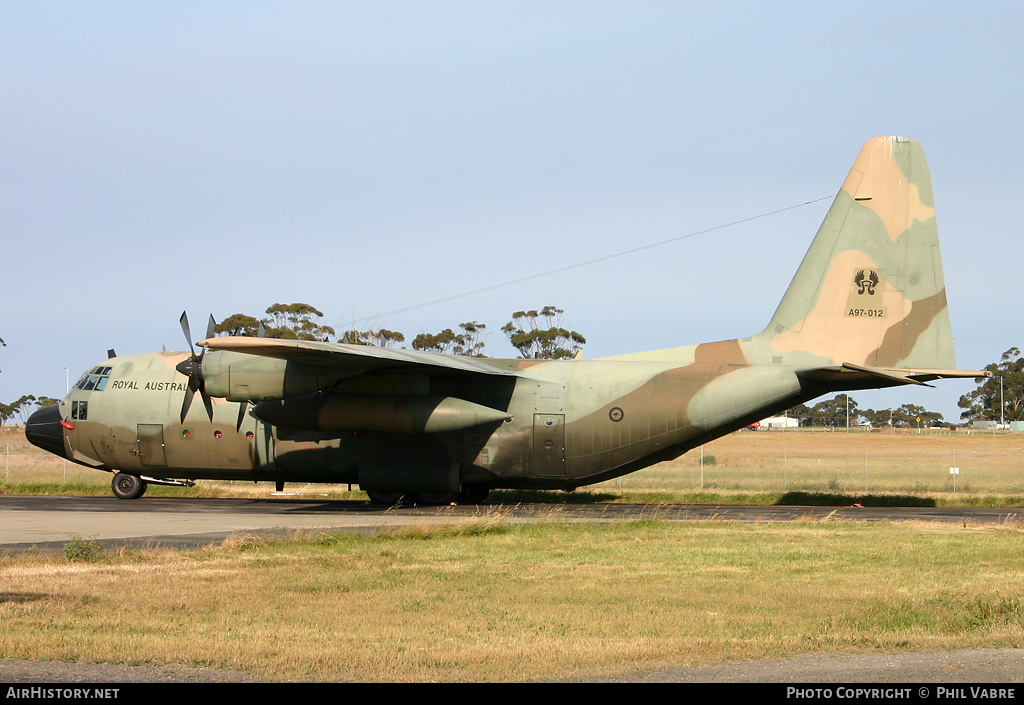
26,136 -> 988,505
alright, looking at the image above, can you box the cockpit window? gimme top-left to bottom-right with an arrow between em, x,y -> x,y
75,366 -> 112,392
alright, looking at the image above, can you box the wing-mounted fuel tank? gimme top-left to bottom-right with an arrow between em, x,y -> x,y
253,392 -> 512,434
201,351 -> 352,402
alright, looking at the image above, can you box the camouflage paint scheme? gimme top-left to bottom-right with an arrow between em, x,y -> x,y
26,137 -> 988,503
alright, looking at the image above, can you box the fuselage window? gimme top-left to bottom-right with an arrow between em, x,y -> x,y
72,400 -> 88,420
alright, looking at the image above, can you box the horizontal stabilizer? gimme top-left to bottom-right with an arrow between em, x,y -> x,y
840,362 -> 933,387
798,363 -> 990,389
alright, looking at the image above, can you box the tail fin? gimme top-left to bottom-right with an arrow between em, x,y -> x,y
757,136 -> 957,374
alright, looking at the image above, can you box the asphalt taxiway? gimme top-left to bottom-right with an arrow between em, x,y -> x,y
1,495 -> 1020,552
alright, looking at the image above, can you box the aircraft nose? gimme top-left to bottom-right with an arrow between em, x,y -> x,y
25,405 -> 69,459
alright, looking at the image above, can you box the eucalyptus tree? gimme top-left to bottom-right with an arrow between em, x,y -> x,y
213,304 -> 335,341
501,306 -> 585,360
412,322 -> 487,357
958,347 -> 1024,423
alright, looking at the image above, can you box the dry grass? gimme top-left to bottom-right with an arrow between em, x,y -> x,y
2,518 -> 1024,682
595,428 -> 1024,497
4,427 -> 1022,681
3,426 -> 1023,504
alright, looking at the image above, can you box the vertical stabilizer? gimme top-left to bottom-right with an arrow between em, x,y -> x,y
757,136 -> 955,371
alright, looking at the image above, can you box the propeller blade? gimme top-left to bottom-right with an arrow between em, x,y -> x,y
235,401 -> 249,431
206,314 -> 216,341
179,311 -> 195,354
201,388 -> 214,421
180,385 -> 194,424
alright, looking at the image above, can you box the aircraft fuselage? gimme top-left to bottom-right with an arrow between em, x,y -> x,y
31,345 -> 815,495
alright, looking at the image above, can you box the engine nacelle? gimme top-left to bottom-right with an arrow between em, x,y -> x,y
253,392 -> 512,433
202,351 -> 348,402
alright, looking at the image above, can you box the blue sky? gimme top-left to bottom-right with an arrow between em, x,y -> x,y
2,1 -> 1020,422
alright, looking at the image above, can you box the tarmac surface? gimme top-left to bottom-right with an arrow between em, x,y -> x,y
1,495 -> 1022,553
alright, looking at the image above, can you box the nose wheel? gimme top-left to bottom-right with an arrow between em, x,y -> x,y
112,472 -> 147,499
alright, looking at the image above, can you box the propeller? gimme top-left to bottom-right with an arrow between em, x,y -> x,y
175,312 -> 216,424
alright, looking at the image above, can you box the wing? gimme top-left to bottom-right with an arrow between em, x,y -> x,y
198,337 -> 520,434
200,336 -> 518,378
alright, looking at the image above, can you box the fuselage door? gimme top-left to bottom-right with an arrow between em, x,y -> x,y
533,413 -> 566,477
137,424 -> 168,467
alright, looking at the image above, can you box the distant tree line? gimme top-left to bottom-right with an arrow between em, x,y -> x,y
213,302 -> 585,361
782,395 -> 945,428
1,395 -> 59,425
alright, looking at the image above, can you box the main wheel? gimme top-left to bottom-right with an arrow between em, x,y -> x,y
456,485 -> 490,505
414,492 -> 459,506
365,490 -> 406,507
112,472 -> 147,500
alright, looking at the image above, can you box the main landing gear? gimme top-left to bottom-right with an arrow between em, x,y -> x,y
112,472 -> 147,500
365,485 -> 490,507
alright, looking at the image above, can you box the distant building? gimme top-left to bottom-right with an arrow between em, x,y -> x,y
973,420 -> 998,431
760,416 -> 800,429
